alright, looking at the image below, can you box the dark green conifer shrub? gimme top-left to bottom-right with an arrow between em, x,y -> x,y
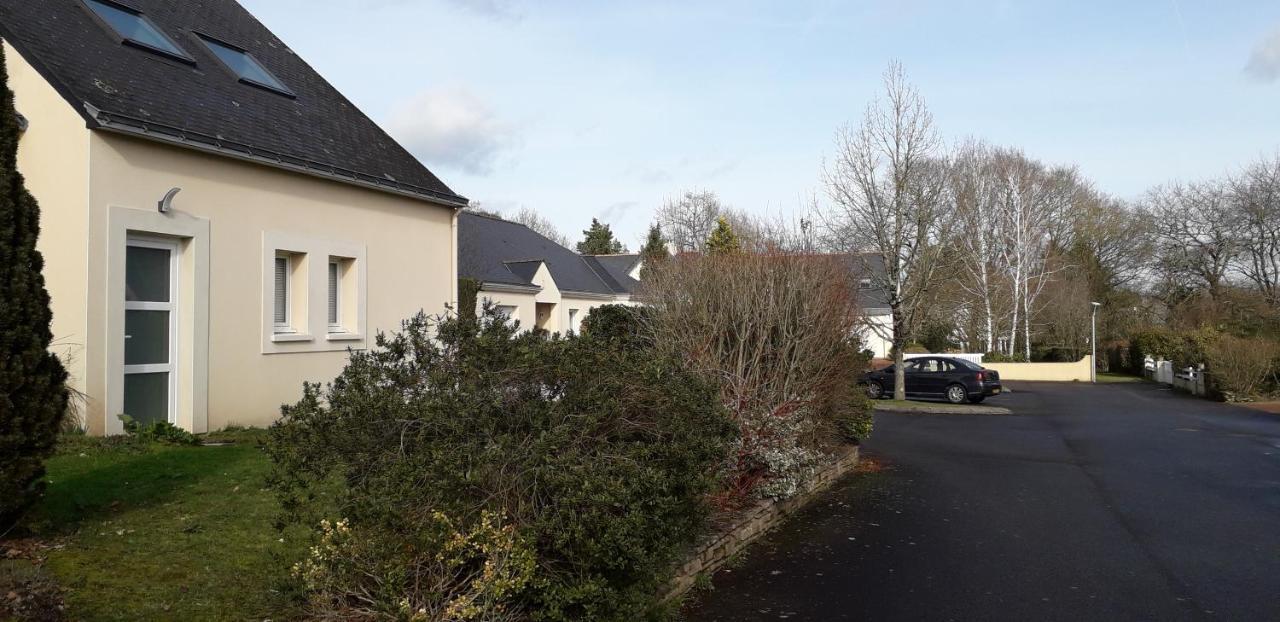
0,45 -> 69,531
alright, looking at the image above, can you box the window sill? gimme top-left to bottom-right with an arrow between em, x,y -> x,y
271,332 -> 313,343
326,332 -> 363,342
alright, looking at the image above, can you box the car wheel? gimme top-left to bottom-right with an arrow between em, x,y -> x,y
945,384 -> 967,405
968,395 -> 986,404
865,382 -> 885,400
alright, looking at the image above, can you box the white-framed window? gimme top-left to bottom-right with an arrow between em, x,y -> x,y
327,259 -> 342,332
273,252 -> 294,333
326,256 -> 357,335
496,305 -> 518,324
858,278 -> 873,290
263,232 -> 365,353
568,308 -> 579,333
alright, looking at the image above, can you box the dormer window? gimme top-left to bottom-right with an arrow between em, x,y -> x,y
197,34 -> 295,97
83,0 -> 195,63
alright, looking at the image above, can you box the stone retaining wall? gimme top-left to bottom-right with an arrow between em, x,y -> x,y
664,444 -> 861,601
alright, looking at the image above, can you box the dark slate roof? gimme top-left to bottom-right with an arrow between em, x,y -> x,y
458,212 -> 618,296
844,253 -> 891,310
0,0 -> 466,206
583,254 -> 641,295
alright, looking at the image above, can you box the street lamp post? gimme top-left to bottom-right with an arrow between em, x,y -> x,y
1091,302 -> 1102,383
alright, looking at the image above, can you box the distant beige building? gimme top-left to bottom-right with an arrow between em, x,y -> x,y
2,0 -> 466,434
458,212 -> 641,334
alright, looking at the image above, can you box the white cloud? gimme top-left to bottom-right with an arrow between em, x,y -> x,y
1245,26 -> 1280,82
443,0 -> 522,21
623,163 -> 672,184
600,201 -> 639,223
386,87 -> 519,176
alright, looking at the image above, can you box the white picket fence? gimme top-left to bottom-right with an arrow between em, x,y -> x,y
905,352 -> 985,365
1144,356 -> 1207,396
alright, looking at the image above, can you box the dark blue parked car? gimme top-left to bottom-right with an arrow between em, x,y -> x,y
862,356 -> 1002,404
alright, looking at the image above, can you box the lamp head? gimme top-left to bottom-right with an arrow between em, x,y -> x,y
158,187 -> 181,214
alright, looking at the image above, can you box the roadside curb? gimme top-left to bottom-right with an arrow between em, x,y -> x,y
874,402 -> 1013,416
663,445 -> 861,603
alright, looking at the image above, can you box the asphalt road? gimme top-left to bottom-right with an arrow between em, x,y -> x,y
683,382 -> 1280,621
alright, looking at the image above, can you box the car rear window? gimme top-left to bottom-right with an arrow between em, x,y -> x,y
953,358 -> 983,370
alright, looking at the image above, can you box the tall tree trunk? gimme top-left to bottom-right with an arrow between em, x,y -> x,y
1007,271 -> 1021,357
1022,293 -> 1032,361
892,306 -> 907,401
982,264 -> 994,353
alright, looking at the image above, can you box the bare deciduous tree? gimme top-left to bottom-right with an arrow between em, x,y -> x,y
818,61 -> 951,400
991,151 -> 1076,359
508,206 -> 570,247
950,140 -> 1003,353
1145,180 -> 1238,304
1232,155 -> 1280,306
657,189 -> 723,253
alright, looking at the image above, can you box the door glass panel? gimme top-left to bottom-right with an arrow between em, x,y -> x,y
123,372 -> 169,425
126,246 -> 171,302
125,310 -> 170,365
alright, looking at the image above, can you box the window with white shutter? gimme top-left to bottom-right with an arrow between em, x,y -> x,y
273,255 -> 290,331
327,260 -> 342,332
262,233 -> 364,351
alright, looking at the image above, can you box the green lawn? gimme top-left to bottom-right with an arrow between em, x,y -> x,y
13,430 -> 310,621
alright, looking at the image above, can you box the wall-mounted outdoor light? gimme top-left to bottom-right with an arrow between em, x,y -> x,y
158,187 -> 181,213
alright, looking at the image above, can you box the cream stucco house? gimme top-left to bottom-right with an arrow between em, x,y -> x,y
458,211 -> 641,334
1,0 -> 466,435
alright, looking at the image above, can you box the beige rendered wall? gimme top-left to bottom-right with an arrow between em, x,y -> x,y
83,133 -> 457,433
477,288 -> 539,330
478,287 -> 620,335
984,356 -> 1094,382
558,295 -> 616,333
8,42 -> 92,408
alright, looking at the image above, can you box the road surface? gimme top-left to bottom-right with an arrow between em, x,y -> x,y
684,381 -> 1280,621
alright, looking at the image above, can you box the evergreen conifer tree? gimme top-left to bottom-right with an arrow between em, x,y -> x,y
705,216 -> 742,255
576,218 -> 626,255
638,223 -> 670,280
0,45 -> 70,530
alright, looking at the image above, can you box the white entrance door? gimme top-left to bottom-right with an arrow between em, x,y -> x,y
123,237 -> 179,426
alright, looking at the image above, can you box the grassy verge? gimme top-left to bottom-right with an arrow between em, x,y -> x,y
875,401 -> 983,409
1096,372 -> 1148,384
5,430 -> 310,621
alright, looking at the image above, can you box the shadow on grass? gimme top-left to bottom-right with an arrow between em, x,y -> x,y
28,443 -> 264,535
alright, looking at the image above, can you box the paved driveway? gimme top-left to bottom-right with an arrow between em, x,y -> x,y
684,382 -> 1280,621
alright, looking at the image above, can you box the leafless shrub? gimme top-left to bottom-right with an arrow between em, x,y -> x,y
1206,335 -> 1280,400
50,340 -> 87,433
639,250 -> 870,502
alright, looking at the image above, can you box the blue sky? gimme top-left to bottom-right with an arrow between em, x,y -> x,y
241,0 -> 1280,248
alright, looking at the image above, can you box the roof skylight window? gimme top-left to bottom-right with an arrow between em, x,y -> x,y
198,35 -> 295,97
83,0 -> 194,62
